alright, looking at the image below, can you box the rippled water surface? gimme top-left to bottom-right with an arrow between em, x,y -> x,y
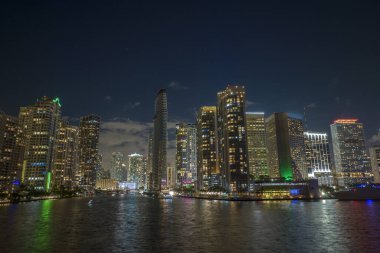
1,195 -> 380,252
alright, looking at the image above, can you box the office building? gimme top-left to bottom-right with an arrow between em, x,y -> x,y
217,85 -> 249,192
128,153 -> 143,188
196,106 -> 219,190
78,115 -> 100,187
330,119 -> 372,187
52,121 -> 78,189
369,146 -> 380,183
152,89 -> 168,191
246,112 -> 268,179
176,122 -> 197,186
304,132 -> 333,186
0,112 -> 22,193
111,152 -> 126,181
19,96 -> 61,192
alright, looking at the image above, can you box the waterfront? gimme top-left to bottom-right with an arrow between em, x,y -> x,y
1,195 -> 380,252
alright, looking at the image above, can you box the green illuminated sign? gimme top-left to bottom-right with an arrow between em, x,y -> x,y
52,97 -> 62,107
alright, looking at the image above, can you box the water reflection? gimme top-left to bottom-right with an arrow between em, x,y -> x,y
1,197 -> 380,252
33,200 -> 53,252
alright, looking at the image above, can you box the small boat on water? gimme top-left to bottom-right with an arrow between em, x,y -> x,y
333,183 -> 380,200
88,200 -> 93,205
158,193 -> 173,199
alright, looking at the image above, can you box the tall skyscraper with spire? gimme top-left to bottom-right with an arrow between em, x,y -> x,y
217,85 -> 249,192
19,96 -> 61,192
152,89 -> 168,192
78,115 -> 100,187
196,106 -> 219,190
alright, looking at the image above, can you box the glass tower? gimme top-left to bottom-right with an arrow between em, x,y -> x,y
217,85 -> 249,192
330,119 -> 372,187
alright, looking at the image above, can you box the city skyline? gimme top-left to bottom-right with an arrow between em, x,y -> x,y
1,1 -> 380,169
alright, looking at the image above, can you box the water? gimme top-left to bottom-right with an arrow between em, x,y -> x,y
1,195 -> 380,252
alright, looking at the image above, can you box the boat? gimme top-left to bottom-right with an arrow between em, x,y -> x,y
333,183 -> 380,200
158,192 -> 173,199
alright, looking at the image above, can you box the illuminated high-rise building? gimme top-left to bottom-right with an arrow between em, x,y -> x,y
304,132 -> 333,186
128,153 -> 143,187
52,120 -> 78,189
196,106 -> 219,190
78,115 -> 100,187
288,116 -> 307,179
19,96 -> 61,192
330,119 -> 372,186
217,85 -> 249,192
370,146 -> 380,183
0,112 -> 22,193
246,112 -> 268,179
111,152 -> 126,181
266,112 -> 293,180
146,132 -> 153,190
167,164 -> 177,188
176,123 -> 197,186
266,112 -> 307,180
152,89 -> 168,191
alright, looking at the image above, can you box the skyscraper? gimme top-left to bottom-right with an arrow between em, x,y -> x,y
52,120 -> 78,189
330,119 -> 372,187
111,152 -> 126,181
196,106 -> 219,190
19,96 -> 61,192
167,164 -> 177,188
217,85 -> 249,192
304,132 -> 333,186
288,116 -> 307,179
128,153 -> 143,188
146,132 -> 153,191
78,115 -> 100,187
176,122 -> 197,186
246,112 -> 268,179
152,89 -> 168,192
0,112 -> 22,193
266,112 -> 307,181
369,146 -> 380,183
266,112 -> 293,180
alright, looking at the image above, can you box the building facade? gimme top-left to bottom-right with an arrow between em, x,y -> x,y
266,112 -> 293,180
176,123 -> 197,186
288,116 -> 307,179
127,153 -> 143,188
370,146 -> 380,183
0,112 -> 22,193
52,121 -> 78,189
330,119 -> 372,187
196,106 -> 219,191
304,132 -> 333,186
19,96 -> 61,192
78,115 -> 100,187
246,112 -> 268,179
111,152 -> 126,181
217,85 -> 249,192
152,89 -> 168,191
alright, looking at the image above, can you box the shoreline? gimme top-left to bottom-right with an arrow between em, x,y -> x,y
0,195 -> 82,205
175,195 -> 335,201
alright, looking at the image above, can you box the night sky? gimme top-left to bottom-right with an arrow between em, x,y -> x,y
1,1 -> 380,167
